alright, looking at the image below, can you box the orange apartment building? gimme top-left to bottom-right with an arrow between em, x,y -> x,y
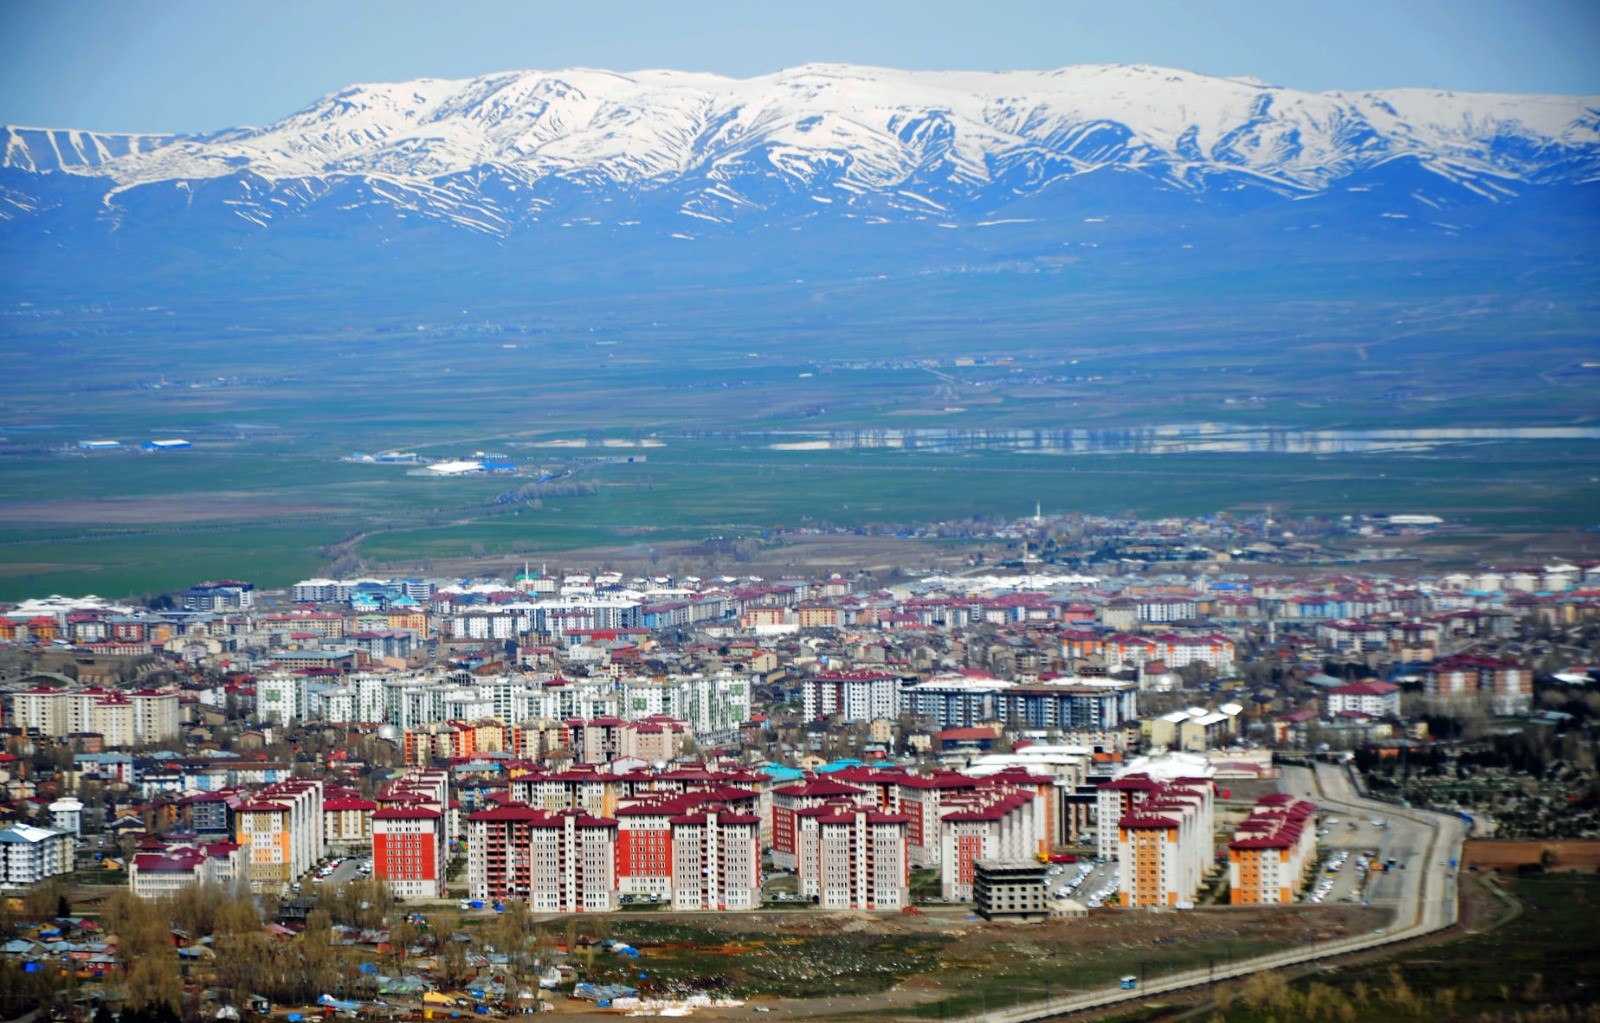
1115,780 -> 1214,908
1228,794 -> 1317,904
235,778 -> 324,893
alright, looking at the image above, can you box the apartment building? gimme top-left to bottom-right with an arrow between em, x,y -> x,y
1228,795 -> 1317,905
1148,705 -> 1244,752
0,823 -> 76,889
1115,780 -> 1215,909
938,789 -> 1044,902
669,807 -> 763,911
770,778 -> 869,870
1326,680 -> 1402,718
466,805 -> 619,912
404,719 -> 565,764
894,771 -> 981,868
795,805 -> 910,910
802,670 -> 901,722
323,791 -> 377,850
12,686 -> 180,746
1423,655 -> 1533,715
234,779 -> 324,893
567,715 -> 694,764
509,767 -> 619,819
614,797 -> 679,900
129,839 -> 250,899
372,806 -> 446,900
617,672 -> 752,745
993,677 -> 1139,731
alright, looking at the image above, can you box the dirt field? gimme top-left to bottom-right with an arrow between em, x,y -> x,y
0,497 -> 343,524
561,903 -> 1388,1020
1461,839 -> 1600,872
416,534 -> 982,584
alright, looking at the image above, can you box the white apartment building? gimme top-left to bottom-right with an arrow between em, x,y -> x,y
0,824 -> 75,889
1326,680 -> 1402,718
670,808 -> 763,911
12,686 -> 180,745
130,840 -> 250,899
796,806 -> 910,910
466,806 -> 619,913
803,670 -> 901,722
619,672 -> 752,744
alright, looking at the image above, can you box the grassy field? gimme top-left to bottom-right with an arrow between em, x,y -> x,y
0,436 -> 1597,600
1201,873 -> 1600,1023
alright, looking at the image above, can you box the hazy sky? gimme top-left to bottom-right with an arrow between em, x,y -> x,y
3,0 -> 1597,132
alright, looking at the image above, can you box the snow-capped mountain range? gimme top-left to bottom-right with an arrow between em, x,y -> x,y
4,63 -> 1598,238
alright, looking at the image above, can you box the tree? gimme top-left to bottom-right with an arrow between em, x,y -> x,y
438,938 -> 474,988
105,891 -> 182,1013
388,917 -> 421,972
23,877 -> 68,921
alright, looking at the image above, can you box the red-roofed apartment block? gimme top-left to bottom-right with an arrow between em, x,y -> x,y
466,805 -> 619,912
372,805 -> 445,899
795,805 -> 910,910
1107,776 -> 1215,908
1228,794 -> 1318,904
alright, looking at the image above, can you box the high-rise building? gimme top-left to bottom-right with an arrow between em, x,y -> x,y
795,805 -> 910,910
669,807 -> 762,911
373,806 -> 446,900
466,805 -> 619,912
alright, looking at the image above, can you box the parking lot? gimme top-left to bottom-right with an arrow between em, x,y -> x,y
1305,814 -> 1392,905
295,853 -> 369,893
1046,857 -> 1119,906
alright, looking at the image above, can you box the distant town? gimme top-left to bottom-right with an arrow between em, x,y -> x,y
1,508 -> 1597,1020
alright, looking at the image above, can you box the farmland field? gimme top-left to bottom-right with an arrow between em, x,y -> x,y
1,258 -> 1596,599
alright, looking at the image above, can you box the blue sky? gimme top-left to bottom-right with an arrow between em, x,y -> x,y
3,0 -> 1597,132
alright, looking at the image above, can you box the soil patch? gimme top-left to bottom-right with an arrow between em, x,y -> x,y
1461,838 -> 1600,872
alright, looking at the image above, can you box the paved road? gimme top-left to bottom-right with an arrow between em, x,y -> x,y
955,762 -> 1467,1023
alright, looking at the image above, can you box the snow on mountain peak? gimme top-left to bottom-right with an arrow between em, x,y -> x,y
2,64 -> 1595,236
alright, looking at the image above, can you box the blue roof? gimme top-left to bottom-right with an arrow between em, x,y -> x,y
816,758 -> 867,773
761,763 -> 805,782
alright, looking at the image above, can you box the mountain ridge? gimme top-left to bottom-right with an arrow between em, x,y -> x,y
4,62 -> 1597,239
2,63 -> 1597,312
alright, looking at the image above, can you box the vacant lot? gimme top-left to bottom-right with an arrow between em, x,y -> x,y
571,903 -> 1385,1019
